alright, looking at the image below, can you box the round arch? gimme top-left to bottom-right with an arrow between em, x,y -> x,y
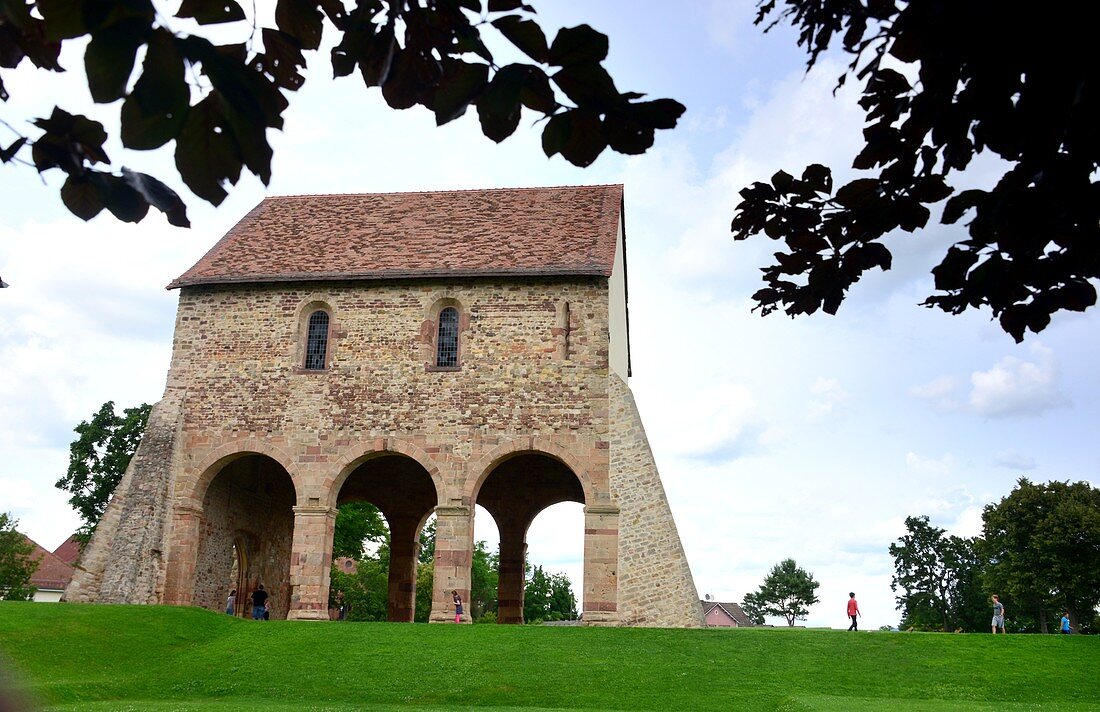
328,437 -> 445,509
183,439 -> 302,509
465,438 -> 595,507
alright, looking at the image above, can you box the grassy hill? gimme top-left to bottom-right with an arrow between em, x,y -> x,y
0,603 -> 1097,711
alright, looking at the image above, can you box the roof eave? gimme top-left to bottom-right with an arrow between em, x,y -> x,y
167,267 -> 612,290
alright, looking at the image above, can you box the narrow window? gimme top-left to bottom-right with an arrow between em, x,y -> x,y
436,306 -> 459,367
304,310 -> 329,370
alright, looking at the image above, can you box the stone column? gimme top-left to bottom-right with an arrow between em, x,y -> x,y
162,504 -> 204,606
581,505 -> 620,625
287,504 -> 337,621
387,516 -> 420,622
496,517 -> 529,624
430,505 -> 473,623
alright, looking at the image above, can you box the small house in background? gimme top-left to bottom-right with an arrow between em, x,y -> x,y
52,534 -> 83,567
701,600 -> 755,627
22,535 -> 76,602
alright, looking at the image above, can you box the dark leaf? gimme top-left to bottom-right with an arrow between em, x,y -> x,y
552,62 -> 618,110
558,109 -> 605,167
942,189 -> 984,224
998,305 -> 1027,343
433,59 -> 488,125
488,0 -> 534,11
120,29 -> 189,150
121,167 -> 190,227
541,111 -> 570,158
60,174 -> 105,220
605,113 -> 654,154
519,68 -> 555,113
801,164 -> 832,193
931,247 -> 979,291
102,173 -> 150,222
623,98 -> 685,130
476,64 -> 525,142
174,93 -> 242,205
492,16 -> 549,63
771,170 -> 794,192
548,24 -> 608,66
257,28 -> 306,90
910,175 -> 952,203
276,0 -> 323,51
0,137 -> 27,162
834,178 -> 879,208
84,18 -> 149,103
176,0 -> 246,24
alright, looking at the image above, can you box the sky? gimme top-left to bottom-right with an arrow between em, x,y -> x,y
2,1 -> 1098,629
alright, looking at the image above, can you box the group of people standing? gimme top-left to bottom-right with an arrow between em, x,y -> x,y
847,591 -> 1074,634
225,585 -> 270,620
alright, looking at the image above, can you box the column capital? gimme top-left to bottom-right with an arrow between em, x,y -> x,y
292,505 -> 339,518
584,505 -> 620,516
434,505 -> 471,517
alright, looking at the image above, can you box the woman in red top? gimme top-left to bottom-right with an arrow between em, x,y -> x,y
847,592 -> 861,631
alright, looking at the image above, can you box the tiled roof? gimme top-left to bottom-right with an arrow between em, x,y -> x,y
52,534 -> 83,566
702,600 -> 756,627
169,185 -> 624,289
22,535 -> 75,592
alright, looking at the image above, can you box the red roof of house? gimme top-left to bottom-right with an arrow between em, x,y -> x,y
52,534 -> 83,566
169,185 -> 624,289
23,536 -> 75,592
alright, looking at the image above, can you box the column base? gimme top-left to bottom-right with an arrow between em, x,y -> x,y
287,609 -> 330,621
581,611 -> 620,626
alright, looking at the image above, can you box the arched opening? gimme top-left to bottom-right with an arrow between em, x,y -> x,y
332,453 -> 438,622
474,452 -> 585,624
194,454 -> 296,619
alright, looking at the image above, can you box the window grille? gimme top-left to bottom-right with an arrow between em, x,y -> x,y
305,310 -> 329,370
436,307 -> 459,367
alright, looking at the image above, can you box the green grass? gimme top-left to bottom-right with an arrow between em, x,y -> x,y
1,603 -> 1097,711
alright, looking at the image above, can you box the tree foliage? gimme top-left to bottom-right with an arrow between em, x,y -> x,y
743,558 -> 820,626
982,478 -> 1100,633
0,0 -> 683,231
470,539 -> 498,620
0,512 -> 38,600
54,400 -> 151,542
888,515 -> 985,631
331,501 -> 387,560
731,0 -> 1099,341
523,564 -> 576,623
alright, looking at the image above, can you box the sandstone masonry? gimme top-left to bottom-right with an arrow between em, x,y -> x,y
67,187 -> 703,627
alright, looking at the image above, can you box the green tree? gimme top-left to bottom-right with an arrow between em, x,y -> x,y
546,571 -> 578,621
982,479 -> 1100,633
470,540 -> 499,620
743,558 -> 820,627
414,561 -> 434,623
0,1 -> 682,233
0,512 -> 38,601
888,516 -> 986,631
733,0 -> 1099,341
523,564 -> 552,623
55,401 -> 151,542
329,541 -> 391,622
418,519 -> 436,566
331,501 -> 387,560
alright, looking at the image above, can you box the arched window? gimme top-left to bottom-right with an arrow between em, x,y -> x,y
436,306 -> 459,367
304,310 -> 330,370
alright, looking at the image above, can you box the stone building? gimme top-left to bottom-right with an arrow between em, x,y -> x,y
67,185 -> 703,627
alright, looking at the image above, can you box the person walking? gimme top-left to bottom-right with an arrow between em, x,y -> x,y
225,588 -> 236,616
991,595 -> 1006,634
452,590 -> 464,623
846,592 -> 861,631
1060,611 -> 1072,634
251,584 -> 269,620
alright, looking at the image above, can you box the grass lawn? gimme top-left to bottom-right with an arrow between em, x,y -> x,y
0,603 -> 1097,711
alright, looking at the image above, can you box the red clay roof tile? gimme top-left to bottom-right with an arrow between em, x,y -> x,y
22,535 -> 75,592
169,185 -> 623,289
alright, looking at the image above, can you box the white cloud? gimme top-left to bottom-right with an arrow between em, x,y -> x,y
807,377 -> 849,419
905,452 -> 956,478
968,343 -> 1068,417
993,450 -> 1037,471
908,375 -> 962,411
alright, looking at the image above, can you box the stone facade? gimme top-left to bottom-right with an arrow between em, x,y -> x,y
68,191 -> 703,627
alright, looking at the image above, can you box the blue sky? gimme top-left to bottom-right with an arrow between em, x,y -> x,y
2,0 -> 1097,628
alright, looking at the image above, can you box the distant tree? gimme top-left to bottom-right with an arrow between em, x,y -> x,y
330,540 -> 391,622
889,515 -> 985,631
522,565 -> 552,623
470,540 -> 499,620
331,501 -> 387,560
740,594 -> 766,626
0,1 -> 683,234
417,519 -> 436,565
55,401 -> 151,542
0,512 -> 38,601
742,558 -> 820,627
546,571 -> 578,621
733,0 -> 1099,341
982,479 -> 1100,633
414,561 -> 433,623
